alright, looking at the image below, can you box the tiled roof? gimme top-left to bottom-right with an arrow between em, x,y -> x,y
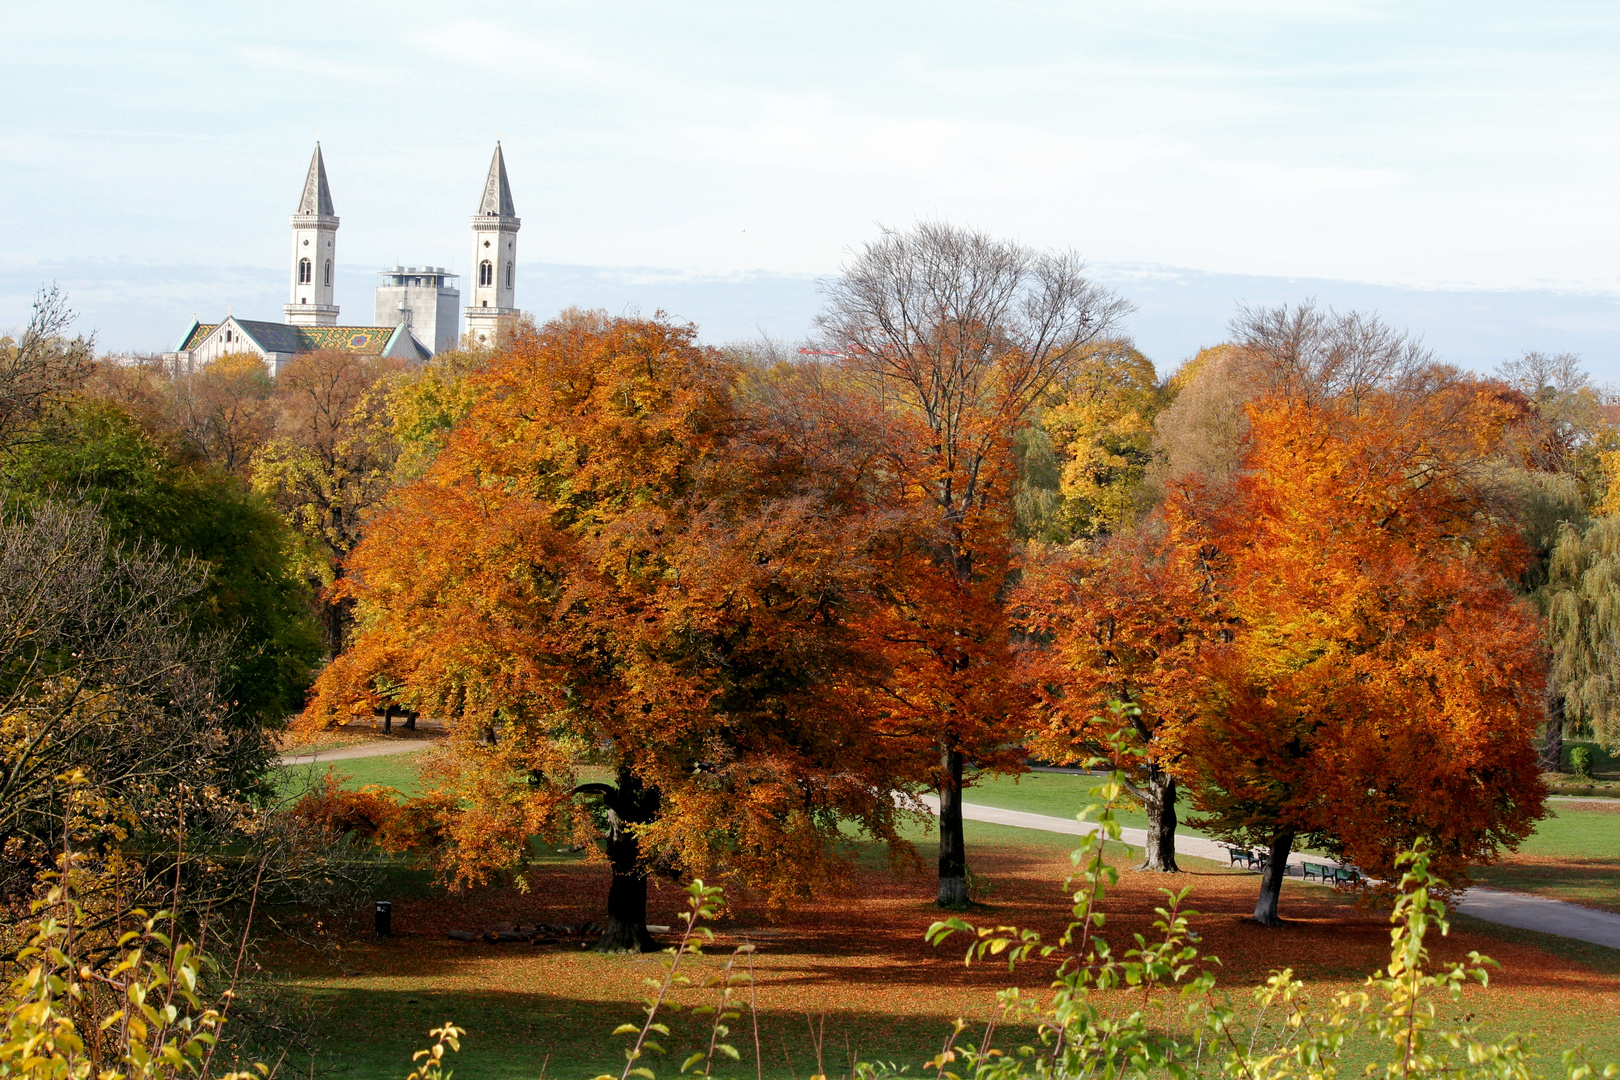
294,326 -> 400,353
234,320 -> 304,353
179,323 -> 218,351
181,319 -> 419,359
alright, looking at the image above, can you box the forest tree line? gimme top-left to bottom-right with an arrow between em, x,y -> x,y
3,223 -> 1614,952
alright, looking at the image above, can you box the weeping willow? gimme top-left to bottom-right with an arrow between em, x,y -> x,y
1543,516 -> 1620,749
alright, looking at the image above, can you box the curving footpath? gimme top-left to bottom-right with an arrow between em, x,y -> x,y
918,795 -> 1620,950
277,739 -> 434,767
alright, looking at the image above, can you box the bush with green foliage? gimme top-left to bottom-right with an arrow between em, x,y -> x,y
2,396 -> 322,725
0,882 -> 462,1079
1570,746 -> 1596,779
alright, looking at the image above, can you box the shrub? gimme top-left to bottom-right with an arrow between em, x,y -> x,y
1571,745 -> 1596,779
0,879 -> 464,1078
290,770 -> 403,840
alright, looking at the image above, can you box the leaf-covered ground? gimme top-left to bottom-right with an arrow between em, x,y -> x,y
261,811 -> 1620,1080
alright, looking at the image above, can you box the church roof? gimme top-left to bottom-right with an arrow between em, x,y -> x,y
178,319 -> 426,360
296,143 -> 336,216
476,143 -> 517,218
177,322 -> 217,351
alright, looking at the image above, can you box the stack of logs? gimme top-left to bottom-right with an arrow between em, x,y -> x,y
446,921 -> 603,945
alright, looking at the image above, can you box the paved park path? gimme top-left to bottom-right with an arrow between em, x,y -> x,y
920,795 -> 1620,951
277,739 -> 435,766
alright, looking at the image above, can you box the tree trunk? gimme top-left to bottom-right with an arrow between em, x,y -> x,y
580,768 -> 662,953
1540,693 -> 1566,773
1137,769 -> 1180,873
937,748 -> 969,908
1252,829 -> 1296,926
596,859 -> 656,953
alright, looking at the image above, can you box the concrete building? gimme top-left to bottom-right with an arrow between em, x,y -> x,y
374,266 -> 461,355
465,143 -> 521,346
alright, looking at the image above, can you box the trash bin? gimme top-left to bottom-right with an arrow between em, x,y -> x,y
375,900 -> 392,937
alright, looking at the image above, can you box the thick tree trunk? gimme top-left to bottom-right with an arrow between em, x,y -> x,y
1540,693 -> 1566,773
1252,829 -> 1296,926
1137,770 -> 1180,873
937,748 -> 969,908
581,768 -> 662,953
596,857 -> 656,953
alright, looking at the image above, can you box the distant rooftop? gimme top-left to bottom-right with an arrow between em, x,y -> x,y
377,265 -> 458,284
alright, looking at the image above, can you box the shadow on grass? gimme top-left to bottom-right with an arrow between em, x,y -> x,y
1451,911 -> 1620,976
282,989 -> 1022,1080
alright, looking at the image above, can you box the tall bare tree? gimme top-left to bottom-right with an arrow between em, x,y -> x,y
818,221 -> 1130,906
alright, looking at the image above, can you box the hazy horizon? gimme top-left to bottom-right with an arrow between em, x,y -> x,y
5,2 -> 1618,376
9,255 -> 1618,382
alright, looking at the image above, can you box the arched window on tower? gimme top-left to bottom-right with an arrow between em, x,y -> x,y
299,258 -> 312,284
324,260 -> 331,286
505,262 -> 513,288
479,260 -> 493,286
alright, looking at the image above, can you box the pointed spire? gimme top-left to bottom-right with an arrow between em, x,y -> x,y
477,142 -> 516,218
296,143 -> 335,216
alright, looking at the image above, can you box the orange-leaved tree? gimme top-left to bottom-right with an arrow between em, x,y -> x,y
300,312 -> 912,950
817,222 -> 1131,906
1015,518 -> 1227,872
1177,371 -> 1547,924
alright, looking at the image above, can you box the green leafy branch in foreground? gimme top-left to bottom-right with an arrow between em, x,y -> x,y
915,730 -> 1619,1080
597,880 -> 759,1080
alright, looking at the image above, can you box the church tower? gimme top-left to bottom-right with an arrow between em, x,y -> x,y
464,143 -> 520,345
284,143 -> 340,326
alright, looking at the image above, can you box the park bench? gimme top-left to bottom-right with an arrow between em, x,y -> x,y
1302,861 -> 1361,884
1222,845 -> 1268,870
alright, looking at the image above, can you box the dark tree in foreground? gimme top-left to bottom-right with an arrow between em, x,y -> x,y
574,771 -> 662,952
0,499 -> 271,905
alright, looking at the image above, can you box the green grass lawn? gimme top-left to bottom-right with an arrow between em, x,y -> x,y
281,756 -> 1620,909
1470,801 -> 1620,911
277,749 -> 433,800
958,769 -> 1211,836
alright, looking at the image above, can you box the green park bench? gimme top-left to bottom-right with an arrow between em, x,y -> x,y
1223,845 -> 1268,870
1302,861 -> 1360,884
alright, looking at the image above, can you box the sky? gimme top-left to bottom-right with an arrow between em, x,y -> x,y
3,1 -> 1618,375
